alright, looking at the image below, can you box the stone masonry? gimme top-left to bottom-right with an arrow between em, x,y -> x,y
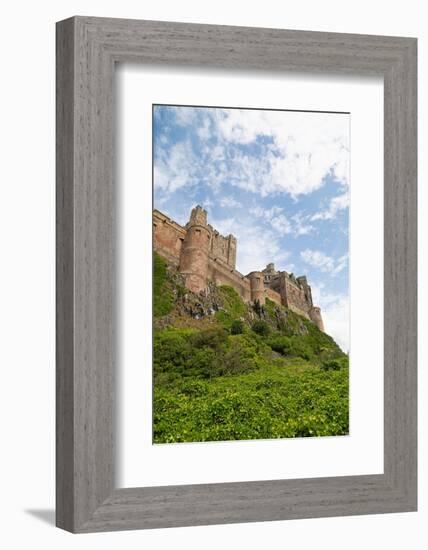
153,205 -> 324,331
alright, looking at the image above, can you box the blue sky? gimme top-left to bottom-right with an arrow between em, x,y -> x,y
153,105 -> 350,351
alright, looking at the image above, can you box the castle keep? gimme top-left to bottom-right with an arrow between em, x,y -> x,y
153,206 -> 324,331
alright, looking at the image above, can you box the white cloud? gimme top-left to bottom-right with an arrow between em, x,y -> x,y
249,206 -> 313,237
197,118 -> 211,140
154,140 -> 199,193
290,212 -> 314,236
301,249 -> 348,276
311,283 -> 349,352
250,205 -> 283,220
156,107 -> 350,200
219,196 -> 241,209
332,254 -> 348,276
215,108 -> 349,197
301,249 -> 334,272
311,191 -> 349,221
323,296 -> 349,353
173,106 -> 198,126
269,214 -> 293,235
201,197 -> 214,210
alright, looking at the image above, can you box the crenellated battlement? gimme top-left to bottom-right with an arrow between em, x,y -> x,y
153,206 -> 324,331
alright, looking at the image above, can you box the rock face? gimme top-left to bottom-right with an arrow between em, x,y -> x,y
181,283 -> 222,320
156,271 -> 315,342
153,205 -> 325,332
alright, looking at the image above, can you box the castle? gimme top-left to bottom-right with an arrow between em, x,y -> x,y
153,206 -> 324,332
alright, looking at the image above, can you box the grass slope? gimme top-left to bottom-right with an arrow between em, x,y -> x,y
153,252 -> 349,443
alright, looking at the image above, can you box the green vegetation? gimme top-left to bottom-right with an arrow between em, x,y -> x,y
215,285 -> 247,328
230,319 -> 244,335
153,253 -> 174,317
252,319 -> 271,336
152,252 -> 349,443
154,361 -> 349,442
154,328 -> 265,383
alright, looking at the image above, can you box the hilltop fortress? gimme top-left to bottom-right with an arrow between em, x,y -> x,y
153,206 -> 324,332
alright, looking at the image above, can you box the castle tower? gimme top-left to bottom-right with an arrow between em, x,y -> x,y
309,306 -> 325,332
248,271 -> 265,305
179,206 -> 211,293
297,275 -> 314,307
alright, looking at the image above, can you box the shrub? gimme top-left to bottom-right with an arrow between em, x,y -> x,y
188,348 -> 218,378
321,359 -> 342,371
180,380 -> 208,397
153,329 -> 193,375
230,319 -> 244,335
287,338 -> 313,361
216,337 -> 258,376
268,335 -> 291,355
252,320 -> 270,337
190,327 -> 228,350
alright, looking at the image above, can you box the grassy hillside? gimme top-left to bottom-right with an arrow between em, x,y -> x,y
153,252 -> 349,443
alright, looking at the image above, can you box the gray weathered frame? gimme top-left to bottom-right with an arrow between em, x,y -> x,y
56,16 -> 417,533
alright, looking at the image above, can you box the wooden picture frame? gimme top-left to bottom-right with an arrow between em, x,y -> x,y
56,16 -> 417,533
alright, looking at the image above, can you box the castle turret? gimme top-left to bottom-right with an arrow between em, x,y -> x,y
248,271 -> 265,305
179,206 -> 211,293
309,306 -> 325,332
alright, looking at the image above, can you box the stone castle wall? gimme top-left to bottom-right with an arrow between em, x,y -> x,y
153,208 -> 250,298
282,275 -> 311,316
209,230 -> 237,269
265,288 -> 282,306
207,256 -> 251,301
152,210 -> 185,266
153,206 -> 324,331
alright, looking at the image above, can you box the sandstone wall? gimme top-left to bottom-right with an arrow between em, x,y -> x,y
209,230 -> 237,268
265,288 -> 282,306
207,256 -> 251,301
288,303 -> 311,319
153,210 -> 186,266
280,275 -> 312,315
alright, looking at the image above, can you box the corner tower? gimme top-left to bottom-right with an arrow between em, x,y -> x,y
309,306 -> 325,332
179,206 -> 211,293
247,271 -> 265,305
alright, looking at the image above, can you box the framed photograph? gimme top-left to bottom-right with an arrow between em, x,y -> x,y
150,103 -> 349,446
56,16 -> 417,532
